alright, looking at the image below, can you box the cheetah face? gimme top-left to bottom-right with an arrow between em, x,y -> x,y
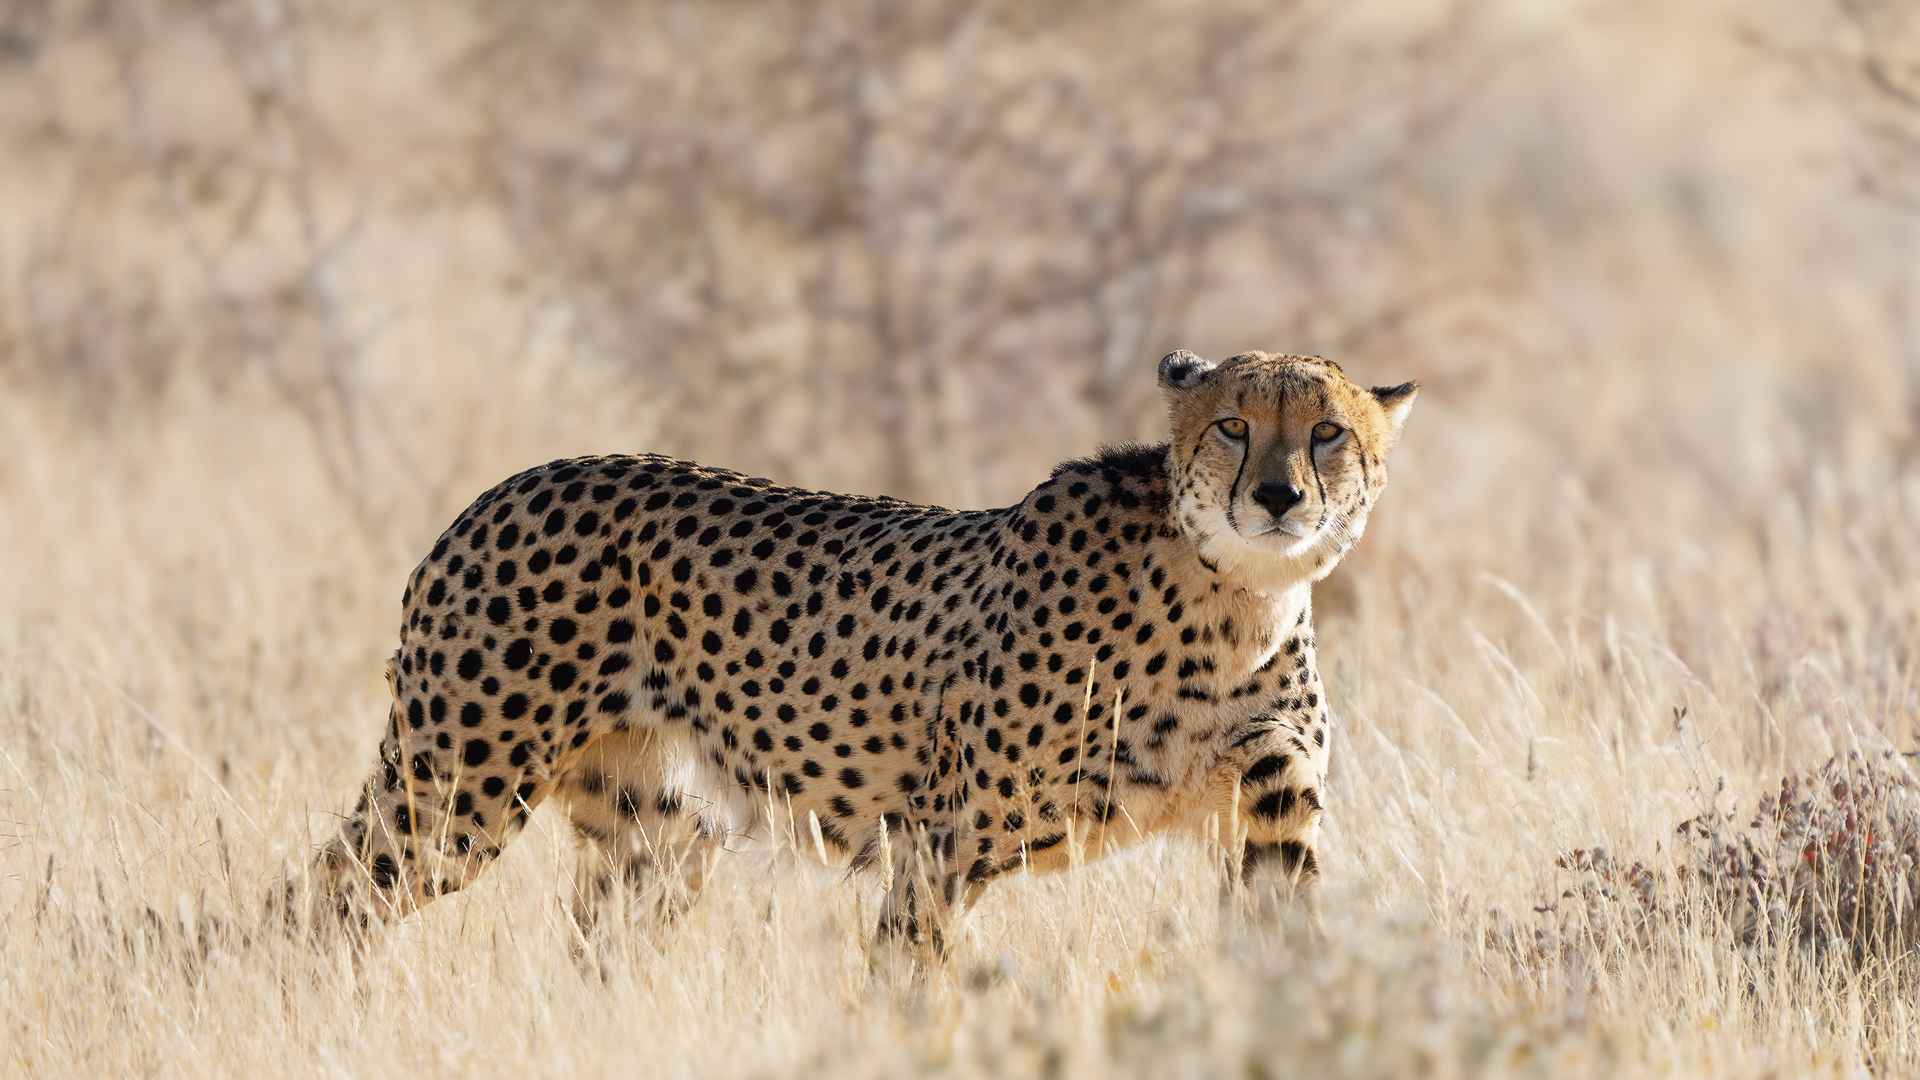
1159,350 -> 1417,592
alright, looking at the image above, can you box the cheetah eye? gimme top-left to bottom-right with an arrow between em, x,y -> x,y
1312,422 -> 1343,442
1217,418 -> 1248,440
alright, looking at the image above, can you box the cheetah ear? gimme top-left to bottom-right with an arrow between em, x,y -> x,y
1371,381 -> 1419,445
1157,350 -> 1216,392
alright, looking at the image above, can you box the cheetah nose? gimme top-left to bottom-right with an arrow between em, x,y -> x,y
1252,481 -> 1303,517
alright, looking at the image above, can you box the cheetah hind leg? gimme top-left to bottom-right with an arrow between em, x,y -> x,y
297,668 -> 557,945
555,729 -> 719,955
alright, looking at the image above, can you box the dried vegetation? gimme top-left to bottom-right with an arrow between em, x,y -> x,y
5,0 -> 1920,1076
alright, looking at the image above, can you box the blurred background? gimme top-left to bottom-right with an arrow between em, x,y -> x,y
6,0 -> 1915,510
9,2 -> 1920,1073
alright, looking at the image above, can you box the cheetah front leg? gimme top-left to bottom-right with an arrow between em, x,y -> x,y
1225,722 -> 1329,937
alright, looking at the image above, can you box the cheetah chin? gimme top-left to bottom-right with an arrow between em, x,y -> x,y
295,349 -> 1415,960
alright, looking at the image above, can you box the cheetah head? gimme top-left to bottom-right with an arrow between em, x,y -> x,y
1159,350 -> 1417,593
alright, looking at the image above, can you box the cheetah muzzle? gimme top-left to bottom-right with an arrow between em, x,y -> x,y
299,350 -> 1417,958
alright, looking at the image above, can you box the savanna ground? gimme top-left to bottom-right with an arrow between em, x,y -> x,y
5,1 -> 1920,1076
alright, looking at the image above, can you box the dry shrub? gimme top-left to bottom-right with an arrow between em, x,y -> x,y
1542,746 -> 1920,964
1520,744 -> 1920,1070
1672,751 -> 1920,961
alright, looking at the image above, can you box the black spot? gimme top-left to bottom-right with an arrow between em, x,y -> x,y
1246,755 -> 1289,784
1252,788 -> 1296,821
371,854 -> 399,890
463,739 -> 491,766
503,634 -> 533,668
457,650 -> 483,679
613,785 -> 644,820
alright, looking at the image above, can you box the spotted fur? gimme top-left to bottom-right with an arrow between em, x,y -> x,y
310,351 -> 1417,951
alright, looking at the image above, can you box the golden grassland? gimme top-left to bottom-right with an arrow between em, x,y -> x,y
6,1 -> 1920,1075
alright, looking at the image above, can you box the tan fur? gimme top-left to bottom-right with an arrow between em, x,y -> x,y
303,351 -> 1415,956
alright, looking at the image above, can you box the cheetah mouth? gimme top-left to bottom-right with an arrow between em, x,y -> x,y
1238,518 -> 1317,553
1228,522 -> 1305,553
1240,514 -> 1311,540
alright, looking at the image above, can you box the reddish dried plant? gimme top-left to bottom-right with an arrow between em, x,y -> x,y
1669,751 -> 1920,959
1535,752 -> 1920,967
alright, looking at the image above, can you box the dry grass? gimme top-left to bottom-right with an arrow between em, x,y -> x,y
5,0 -> 1920,1076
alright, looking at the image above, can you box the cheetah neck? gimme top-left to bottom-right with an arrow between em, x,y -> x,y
1147,520 -> 1316,687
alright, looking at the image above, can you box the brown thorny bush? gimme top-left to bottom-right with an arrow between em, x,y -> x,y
1530,724 -> 1920,972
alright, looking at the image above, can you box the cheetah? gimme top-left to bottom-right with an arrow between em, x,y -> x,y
306,350 -> 1417,954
